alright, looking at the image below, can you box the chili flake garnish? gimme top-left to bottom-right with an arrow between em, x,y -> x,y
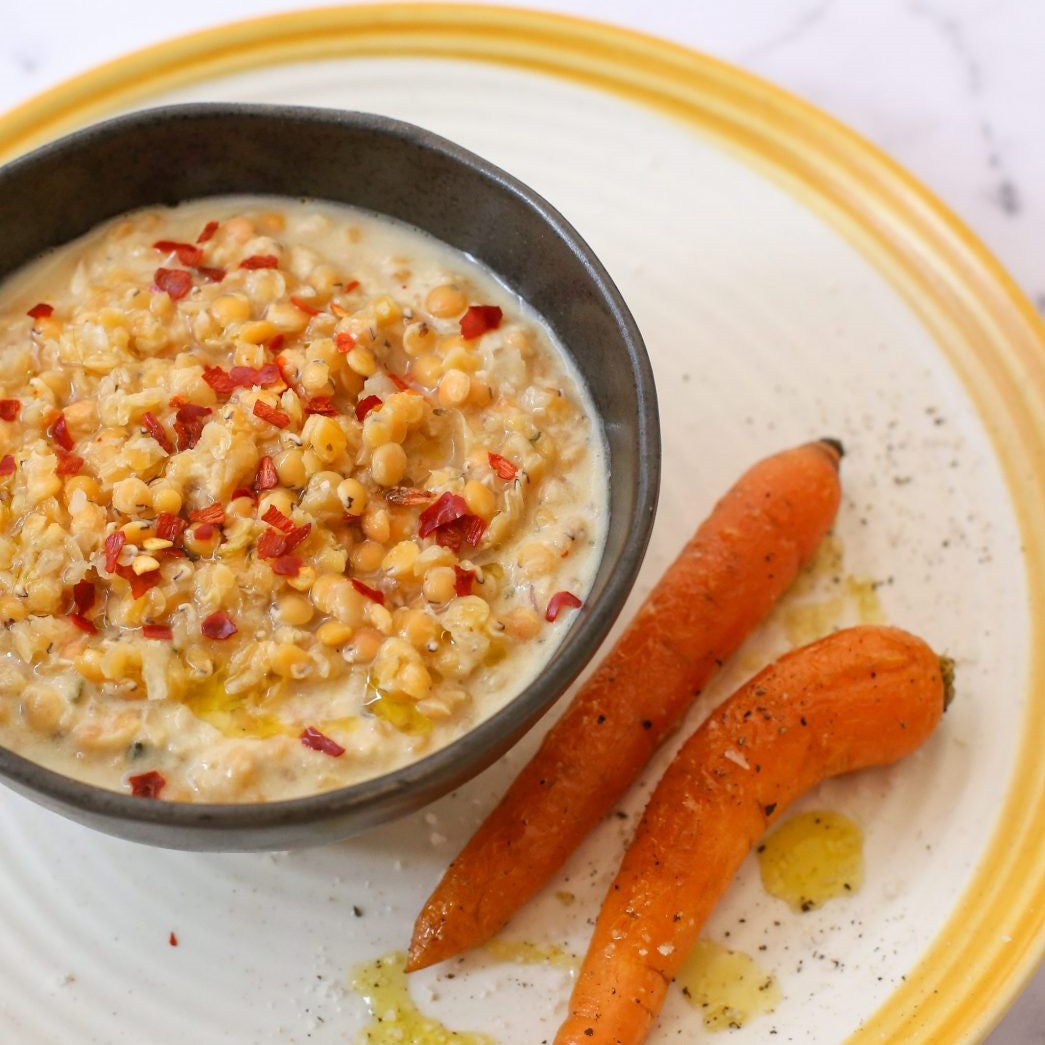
351,578 -> 385,605
193,523 -> 216,541
0,455 -> 14,476
355,395 -> 382,422
142,624 -> 174,640
416,492 -> 487,550
141,411 -> 174,454
343,279 -> 360,294
201,611 -> 237,640
255,455 -> 278,491
172,402 -> 212,451
335,332 -> 356,353
304,396 -> 338,416
257,522 -> 311,559
195,266 -> 227,283
290,295 -> 321,316
69,613 -> 97,635
104,531 -> 126,572
155,512 -> 189,543
169,931 -> 179,947
239,254 -> 279,270
196,220 -> 219,243
153,267 -> 193,300
460,304 -> 503,340
453,565 -> 475,597
55,451 -> 84,477
545,590 -> 583,622
230,486 -> 258,503
189,503 -> 225,525
49,412 -> 74,451
0,399 -> 21,421
253,400 -> 291,429
388,373 -> 412,392
115,564 -> 162,601
202,363 -> 280,396
129,770 -> 166,798
261,505 -> 295,533
300,726 -> 345,758
266,333 -> 285,354
152,240 -> 203,267
271,555 -> 302,577
72,579 -> 96,615
26,302 -> 54,319
488,452 -> 517,481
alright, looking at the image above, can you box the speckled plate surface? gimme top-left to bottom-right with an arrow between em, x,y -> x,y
0,6 -> 1043,1043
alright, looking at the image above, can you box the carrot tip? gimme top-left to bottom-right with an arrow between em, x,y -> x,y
817,437 -> 845,460
939,655 -> 956,711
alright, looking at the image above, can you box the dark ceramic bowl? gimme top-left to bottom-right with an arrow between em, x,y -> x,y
0,104 -> 659,850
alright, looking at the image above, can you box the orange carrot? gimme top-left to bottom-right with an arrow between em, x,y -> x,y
408,440 -> 843,971
555,625 -> 951,1044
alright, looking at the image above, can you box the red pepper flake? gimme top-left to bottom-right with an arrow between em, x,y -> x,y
104,531 -> 126,572
546,590 -> 583,622
201,611 -> 237,640
255,455 -> 278,491
354,394 -> 382,422
152,240 -> 203,267
155,512 -> 189,543
488,451 -> 517,481
141,411 -> 174,454
72,579 -> 95,614
228,363 -> 281,389
388,373 -> 412,392
304,396 -> 338,417
0,455 -> 14,476
460,304 -> 503,340
230,486 -> 258,503
113,563 -> 161,600
335,332 -> 356,353
55,451 -> 84,477
169,930 -> 179,947
253,400 -> 290,429
153,267 -> 193,300
290,295 -> 321,316
195,265 -> 227,283
196,220 -> 219,243
266,333 -> 285,354
49,412 -> 74,451
351,578 -> 385,605
261,504 -> 294,533
239,254 -> 279,270
418,492 -> 470,539
129,770 -> 166,798
143,623 -> 174,640
453,565 -> 475,597
189,503 -> 225,525
69,612 -> 97,635
271,555 -> 302,577
343,280 -> 360,293
0,399 -> 21,421
300,726 -> 345,758
172,402 -> 212,451
257,522 -> 311,559
27,302 -> 53,319
193,523 -> 216,541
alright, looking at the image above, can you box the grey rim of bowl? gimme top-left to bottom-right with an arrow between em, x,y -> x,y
0,103 -> 660,844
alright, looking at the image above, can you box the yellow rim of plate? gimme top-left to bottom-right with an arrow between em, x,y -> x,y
2,5 -> 1043,1041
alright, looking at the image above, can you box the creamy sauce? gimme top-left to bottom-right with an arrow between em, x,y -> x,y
757,809 -> 865,912
0,196 -> 606,801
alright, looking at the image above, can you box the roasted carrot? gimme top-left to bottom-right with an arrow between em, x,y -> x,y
408,439 -> 843,971
555,624 -> 952,1044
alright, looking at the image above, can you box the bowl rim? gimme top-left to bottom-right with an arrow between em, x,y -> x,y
0,102 -> 660,843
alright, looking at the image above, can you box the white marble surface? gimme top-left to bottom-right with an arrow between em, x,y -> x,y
0,1 -> 1042,1041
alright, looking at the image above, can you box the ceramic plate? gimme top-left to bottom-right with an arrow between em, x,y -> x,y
1,6 -> 1043,1043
